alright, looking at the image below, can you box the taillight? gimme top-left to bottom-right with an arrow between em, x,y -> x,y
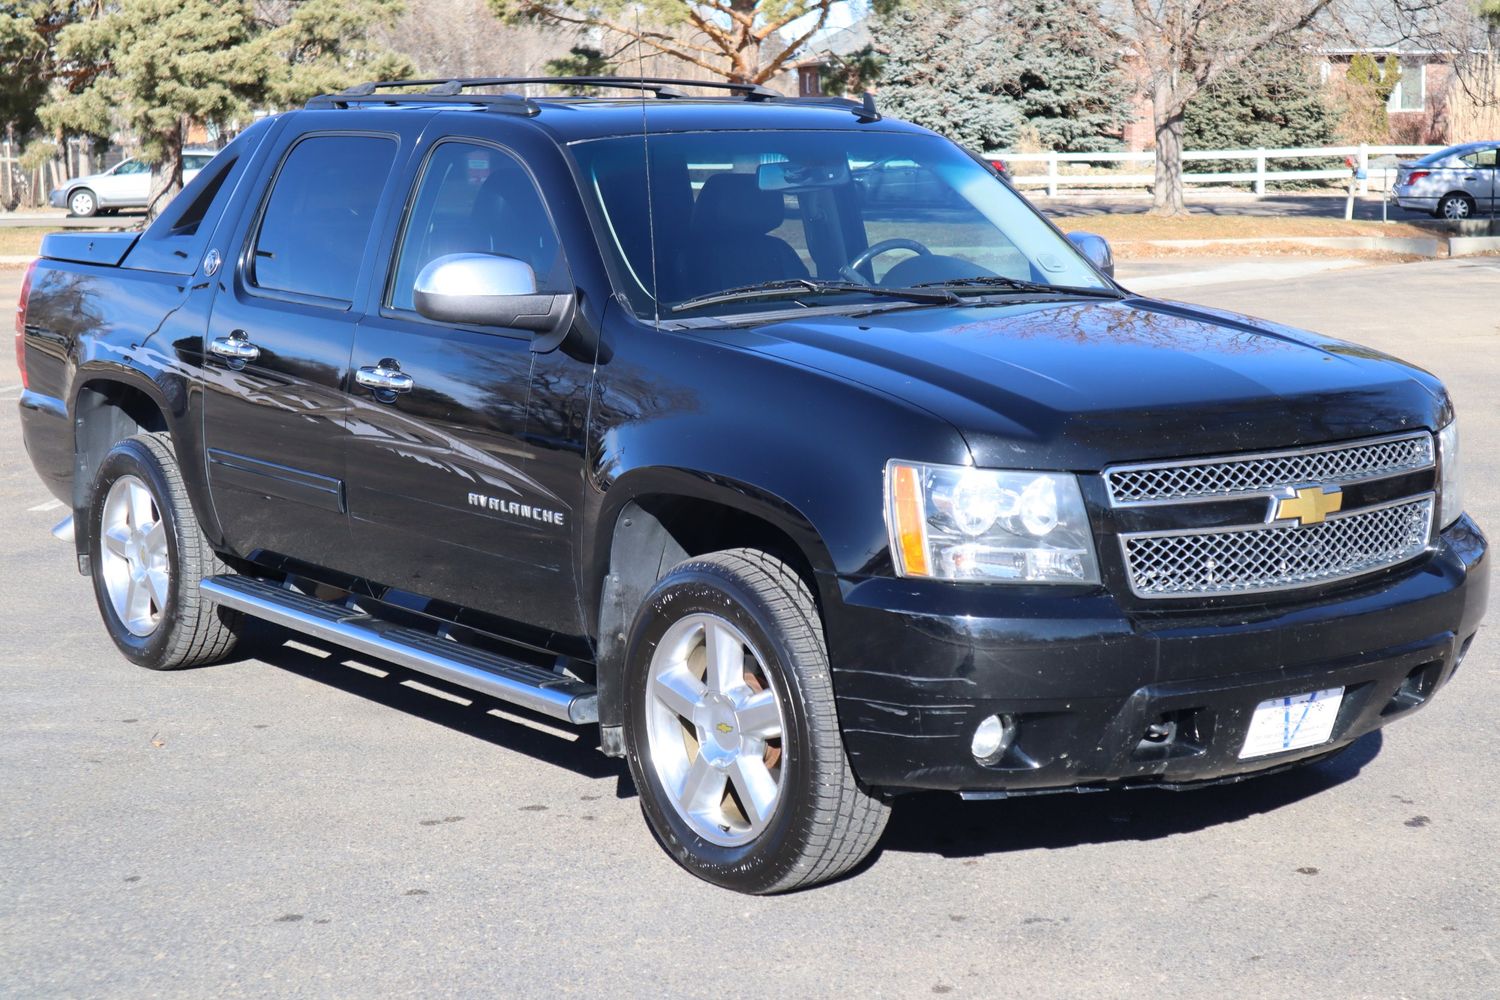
990,158 -> 1008,174
15,258 -> 36,390
1406,170 -> 1430,183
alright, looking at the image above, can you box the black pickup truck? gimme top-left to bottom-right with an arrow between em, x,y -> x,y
16,78 -> 1489,893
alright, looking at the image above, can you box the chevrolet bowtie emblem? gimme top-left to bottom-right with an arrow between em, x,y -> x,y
1272,485 -> 1344,526
715,723 -> 734,734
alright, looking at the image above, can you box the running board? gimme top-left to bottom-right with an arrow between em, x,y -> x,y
200,575 -> 598,725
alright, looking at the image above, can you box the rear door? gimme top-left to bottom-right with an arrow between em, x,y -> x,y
340,128 -> 590,636
200,122 -> 412,572
1461,146 -> 1499,212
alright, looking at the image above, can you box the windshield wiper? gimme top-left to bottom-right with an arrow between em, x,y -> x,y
913,275 -> 1122,298
670,278 -> 959,313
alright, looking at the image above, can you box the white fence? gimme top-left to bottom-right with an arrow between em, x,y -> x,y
987,144 -> 1444,196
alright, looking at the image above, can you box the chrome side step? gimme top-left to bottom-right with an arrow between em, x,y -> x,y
200,575 -> 598,725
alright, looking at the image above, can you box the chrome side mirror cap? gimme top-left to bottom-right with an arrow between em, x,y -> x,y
413,253 -> 572,333
1066,232 -> 1115,280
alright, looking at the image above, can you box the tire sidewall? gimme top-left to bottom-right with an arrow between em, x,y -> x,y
623,562 -> 821,892
86,439 -> 187,667
69,188 -> 96,217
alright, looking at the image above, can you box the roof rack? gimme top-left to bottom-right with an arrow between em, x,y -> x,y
305,76 -> 879,121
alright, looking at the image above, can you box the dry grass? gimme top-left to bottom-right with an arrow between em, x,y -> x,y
1069,215 -> 1438,241
0,228 -> 52,259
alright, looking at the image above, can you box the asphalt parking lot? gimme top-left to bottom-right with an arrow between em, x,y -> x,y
2,259 -> 1496,998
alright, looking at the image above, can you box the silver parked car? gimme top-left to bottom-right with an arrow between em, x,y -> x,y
1392,141 -> 1498,219
48,150 -> 217,217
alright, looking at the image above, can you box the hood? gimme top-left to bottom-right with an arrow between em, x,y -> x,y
727,296 -> 1447,470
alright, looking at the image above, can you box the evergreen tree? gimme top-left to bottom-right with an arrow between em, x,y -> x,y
1184,45 -> 1339,164
1005,0 -> 1132,152
0,2 -> 50,136
39,0 -> 410,217
868,0 -> 1130,153
874,1 -> 1023,151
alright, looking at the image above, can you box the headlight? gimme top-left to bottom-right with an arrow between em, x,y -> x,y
1438,418 -> 1463,528
885,461 -> 1100,583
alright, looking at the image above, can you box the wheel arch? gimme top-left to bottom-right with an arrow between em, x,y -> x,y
588,469 -> 836,754
69,372 -> 215,568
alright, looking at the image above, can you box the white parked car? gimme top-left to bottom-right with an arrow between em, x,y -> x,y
48,150 -> 217,217
1392,142 -> 1498,219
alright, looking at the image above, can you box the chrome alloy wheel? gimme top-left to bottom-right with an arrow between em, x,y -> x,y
645,613 -> 787,847
99,474 -> 169,636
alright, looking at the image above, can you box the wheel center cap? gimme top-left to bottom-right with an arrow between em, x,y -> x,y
695,694 -> 743,767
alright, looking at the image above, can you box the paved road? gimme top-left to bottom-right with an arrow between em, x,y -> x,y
2,261 -> 1496,998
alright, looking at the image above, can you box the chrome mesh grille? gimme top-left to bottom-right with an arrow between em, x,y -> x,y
1106,433 -> 1434,506
1121,497 -> 1434,599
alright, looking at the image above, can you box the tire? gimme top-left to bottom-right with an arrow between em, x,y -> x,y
623,548 -> 889,893
86,432 -> 241,670
1438,193 -> 1476,220
68,187 -> 98,218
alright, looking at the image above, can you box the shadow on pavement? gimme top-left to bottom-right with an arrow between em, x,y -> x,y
874,731 -> 1381,861
251,631 -> 630,788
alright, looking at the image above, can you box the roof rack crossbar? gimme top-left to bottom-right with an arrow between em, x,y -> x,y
308,76 -> 879,119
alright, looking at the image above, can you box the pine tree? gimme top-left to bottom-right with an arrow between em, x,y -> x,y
873,1 -> 1023,151
1184,45 -> 1340,178
869,0 -> 1130,153
1005,0 -> 1132,152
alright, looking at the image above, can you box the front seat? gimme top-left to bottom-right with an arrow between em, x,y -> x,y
689,173 -> 809,296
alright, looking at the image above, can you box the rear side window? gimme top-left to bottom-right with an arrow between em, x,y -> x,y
1460,148 -> 1497,168
251,134 -> 397,302
388,141 -> 567,312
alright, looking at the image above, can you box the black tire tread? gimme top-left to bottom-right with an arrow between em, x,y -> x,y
676,548 -> 889,892
104,433 -> 240,669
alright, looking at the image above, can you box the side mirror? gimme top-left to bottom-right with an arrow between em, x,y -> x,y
1066,232 -> 1115,280
413,253 -> 573,333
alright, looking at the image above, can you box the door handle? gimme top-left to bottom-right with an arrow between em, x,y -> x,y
209,330 -> 259,362
355,361 -> 414,395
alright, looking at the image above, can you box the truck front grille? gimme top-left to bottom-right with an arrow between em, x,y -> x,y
1120,495 -> 1434,599
1105,432 -> 1434,506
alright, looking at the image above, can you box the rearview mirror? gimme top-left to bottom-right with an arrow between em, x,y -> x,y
413,253 -> 573,333
758,159 -> 852,192
1066,232 -> 1115,279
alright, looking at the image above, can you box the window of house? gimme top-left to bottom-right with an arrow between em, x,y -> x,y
249,134 -> 397,303
1389,63 -> 1425,112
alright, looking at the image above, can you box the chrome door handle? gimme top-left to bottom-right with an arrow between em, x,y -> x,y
355,362 -> 414,394
209,330 -> 259,362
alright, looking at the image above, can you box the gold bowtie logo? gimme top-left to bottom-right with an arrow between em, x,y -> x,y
1273,485 -> 1343,526
715,722 -> 734,734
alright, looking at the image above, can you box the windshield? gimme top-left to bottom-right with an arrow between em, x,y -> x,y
572,129 -> 1110,319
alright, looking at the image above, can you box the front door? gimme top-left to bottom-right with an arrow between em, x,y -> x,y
201,129 -> 404,571
342,136 -> 587,636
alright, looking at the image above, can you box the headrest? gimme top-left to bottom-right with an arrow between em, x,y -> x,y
692,173 -> 786,235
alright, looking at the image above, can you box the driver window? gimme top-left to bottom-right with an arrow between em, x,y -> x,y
115,159 -> 149,175
389,141 -> 567,312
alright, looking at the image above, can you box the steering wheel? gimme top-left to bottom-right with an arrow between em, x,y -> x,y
841,238 -> 934,284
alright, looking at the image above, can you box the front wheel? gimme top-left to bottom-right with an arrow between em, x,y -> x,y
623,549 -> 889,893
68,188 -> 98,217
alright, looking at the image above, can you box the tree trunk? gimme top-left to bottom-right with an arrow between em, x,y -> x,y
146,123 -> 186,222
1150,80 -> 1187,216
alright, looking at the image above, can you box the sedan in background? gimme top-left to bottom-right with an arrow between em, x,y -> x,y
48,150 -> 217,217
1392,142 -> 1498,220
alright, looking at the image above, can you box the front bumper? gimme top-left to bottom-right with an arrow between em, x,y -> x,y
824,516 -> 1488,795
48,189 -> 66,209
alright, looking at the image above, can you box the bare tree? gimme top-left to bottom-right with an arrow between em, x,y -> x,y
1102,1 -> 1338,215
488,1 -> 846,84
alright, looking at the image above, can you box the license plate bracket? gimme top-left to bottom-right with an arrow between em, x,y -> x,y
1239,687 -> 1345,760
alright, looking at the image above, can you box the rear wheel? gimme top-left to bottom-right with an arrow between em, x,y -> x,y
623,548 -> 889,893
87,433 -> 241,669
68,188 -> 98,218
1438,193 -> 1476,220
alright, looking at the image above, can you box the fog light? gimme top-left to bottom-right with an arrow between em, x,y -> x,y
971,714 -> 1016,764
